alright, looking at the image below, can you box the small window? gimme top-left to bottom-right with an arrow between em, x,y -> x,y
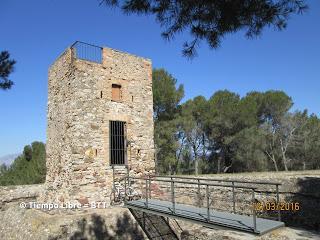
112,84 -> 121,101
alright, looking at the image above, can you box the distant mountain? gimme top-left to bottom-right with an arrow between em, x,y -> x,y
0,153 -> 20,166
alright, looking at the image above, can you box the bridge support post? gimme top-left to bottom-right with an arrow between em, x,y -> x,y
148,175 -> 151,199
126,165 -> 130,188
197,179 -> 201,207
276,184 -> 281,221
145,178 -> 149,208
206,184 -> 210,222
124,176 -> 127,203
232,181 -> 236,213
171,177 -> 175,213
252,189 -> 257,233
112,166 -> 116,203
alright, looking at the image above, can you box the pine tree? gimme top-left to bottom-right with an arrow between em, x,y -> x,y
0,51 -> 16,90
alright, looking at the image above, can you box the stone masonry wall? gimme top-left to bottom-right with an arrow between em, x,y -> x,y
41,44 -> 155,205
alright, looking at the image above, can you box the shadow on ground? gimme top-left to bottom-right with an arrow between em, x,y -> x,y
48,212 -> 144,240
282,177 -> 320,231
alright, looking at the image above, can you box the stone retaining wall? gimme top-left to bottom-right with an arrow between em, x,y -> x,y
0,184 -> 43,208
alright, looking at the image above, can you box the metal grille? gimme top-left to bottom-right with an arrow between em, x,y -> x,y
110,121 -> 127,165
71,41 -> 102,63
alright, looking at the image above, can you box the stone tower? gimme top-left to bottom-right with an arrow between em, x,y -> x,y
43,41 -> 155,204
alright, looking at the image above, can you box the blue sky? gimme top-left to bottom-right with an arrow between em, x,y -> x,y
0,0 -> 319,157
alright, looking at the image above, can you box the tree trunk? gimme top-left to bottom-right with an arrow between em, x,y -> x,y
282,152 -> 289,171
223,165 -> 232,173
194,156 -> 198,175
154,145 -> 158,174
272,155 -> 279,172
280,139 -> 289,171
265,151 -> 279,172
217,157 -> 221,173
192,142 -> 199,175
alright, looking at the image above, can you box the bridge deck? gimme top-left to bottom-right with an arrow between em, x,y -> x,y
125,199 -> 284,235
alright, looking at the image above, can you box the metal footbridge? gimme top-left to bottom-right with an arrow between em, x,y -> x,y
121,175 -> 284,236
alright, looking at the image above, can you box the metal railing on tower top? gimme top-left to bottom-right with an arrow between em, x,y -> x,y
71,41 -> 103,63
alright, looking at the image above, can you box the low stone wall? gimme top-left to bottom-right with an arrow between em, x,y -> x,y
0,184 -> 44,208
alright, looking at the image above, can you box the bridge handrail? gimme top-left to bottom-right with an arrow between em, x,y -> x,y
124,174 -> 282,224
125,176 -> 257,190
155,175 -> 282,186
153,175 -> 281,222
124,175 -> 262,232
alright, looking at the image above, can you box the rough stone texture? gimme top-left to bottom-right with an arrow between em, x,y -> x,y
0,204 -> 147,240
0,184 -> 43,208
41,44 -> 155,205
